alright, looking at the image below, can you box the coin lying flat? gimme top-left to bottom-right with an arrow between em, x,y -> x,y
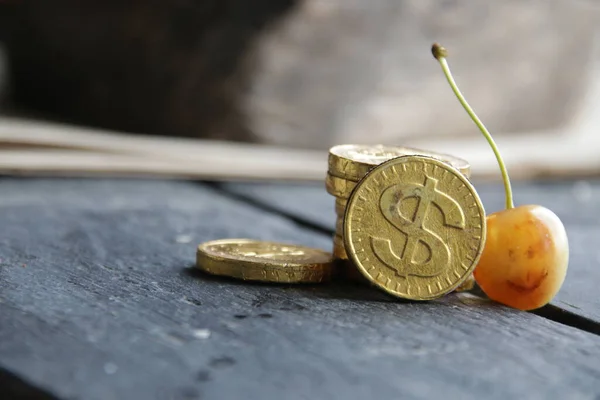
325,173 -> 357,199
197,239 -> 335,283
328,144 -> 471,182
344,155 -> 486,300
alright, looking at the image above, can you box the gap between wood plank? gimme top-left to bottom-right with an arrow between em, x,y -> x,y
0,368 -> 60,400
207,182 -> 334,237
532,305 -> 600,336
214,182 -> 600,338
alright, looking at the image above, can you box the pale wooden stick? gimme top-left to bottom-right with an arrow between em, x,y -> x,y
0,117 -> 330,181
2,47 -> 599,182
1,105 -> 600,182
0,149 -> 326,182
0,117 -> 325,166
1,132 -> 597,183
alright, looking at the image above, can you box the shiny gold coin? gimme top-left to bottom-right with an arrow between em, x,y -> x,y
332,234 -> 348,259
344,155 -> 486,300
196,239 -> 335,283
454,273 -> 476,292
335,198 -> 347,217
335,216 -> 344,237
332,243 -> 348,260
325,173 -> 357,199
328,144 -> 471,182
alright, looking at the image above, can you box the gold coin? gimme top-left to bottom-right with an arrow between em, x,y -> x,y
325,173 -> 357,199
335,198 -> 347,217
329,144 -> 471,182
335,216 -> 344,237
332,243 -> 348,260
196,239 -> 335,283
332,234 -> 347,259
344,155 -> 486,300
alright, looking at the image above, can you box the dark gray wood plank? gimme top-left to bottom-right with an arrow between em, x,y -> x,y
221,181 -> 336,229
2,179 -> 600,400
224,179 -> 600,322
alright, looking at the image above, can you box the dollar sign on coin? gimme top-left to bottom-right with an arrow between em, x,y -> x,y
344,156 -> 486,300
373,175 -> 466,277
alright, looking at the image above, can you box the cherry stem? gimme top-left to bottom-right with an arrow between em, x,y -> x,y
432,43 -> 514,210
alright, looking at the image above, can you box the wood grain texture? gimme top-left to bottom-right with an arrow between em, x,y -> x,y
223,179 -> 600,323
1,179 -> 600,400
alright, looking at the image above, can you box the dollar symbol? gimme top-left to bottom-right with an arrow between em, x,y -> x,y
371,176 -> 466,277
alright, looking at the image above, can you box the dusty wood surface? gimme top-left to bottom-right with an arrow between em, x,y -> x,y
1,179 -> 600,400
223,179 -> 600,323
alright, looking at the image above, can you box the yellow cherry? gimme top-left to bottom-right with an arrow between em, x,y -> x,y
432,43 -> 569,310
474,205 -> 568,310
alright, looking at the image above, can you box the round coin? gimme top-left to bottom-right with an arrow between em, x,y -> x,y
329,144 -> 471,182
197,239 -> 335,283
325,173 -> 358,199
344,155 -> 486,300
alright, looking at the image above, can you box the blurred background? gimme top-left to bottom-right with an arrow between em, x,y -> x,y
0,0 -> 599,180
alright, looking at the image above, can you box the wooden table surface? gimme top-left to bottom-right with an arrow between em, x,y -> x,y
1,178 -> 599,400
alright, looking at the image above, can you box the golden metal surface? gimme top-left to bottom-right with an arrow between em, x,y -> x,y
332,244 -> 348,260
454,273 -> 476,292
328,144 -> 471,182
196,239 -> 335,283
344,155 -> 486,300
332,234 -> 348,259
335,198 -> 347,217
335,216 -> 344,237
325,173 -> 357,199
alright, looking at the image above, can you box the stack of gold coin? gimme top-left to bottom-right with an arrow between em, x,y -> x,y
325,144 -> 473,283
344,155 -> 486,300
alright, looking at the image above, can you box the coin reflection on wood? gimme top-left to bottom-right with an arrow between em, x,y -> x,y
196,239 -> 335,283
344,156 -> 486,300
